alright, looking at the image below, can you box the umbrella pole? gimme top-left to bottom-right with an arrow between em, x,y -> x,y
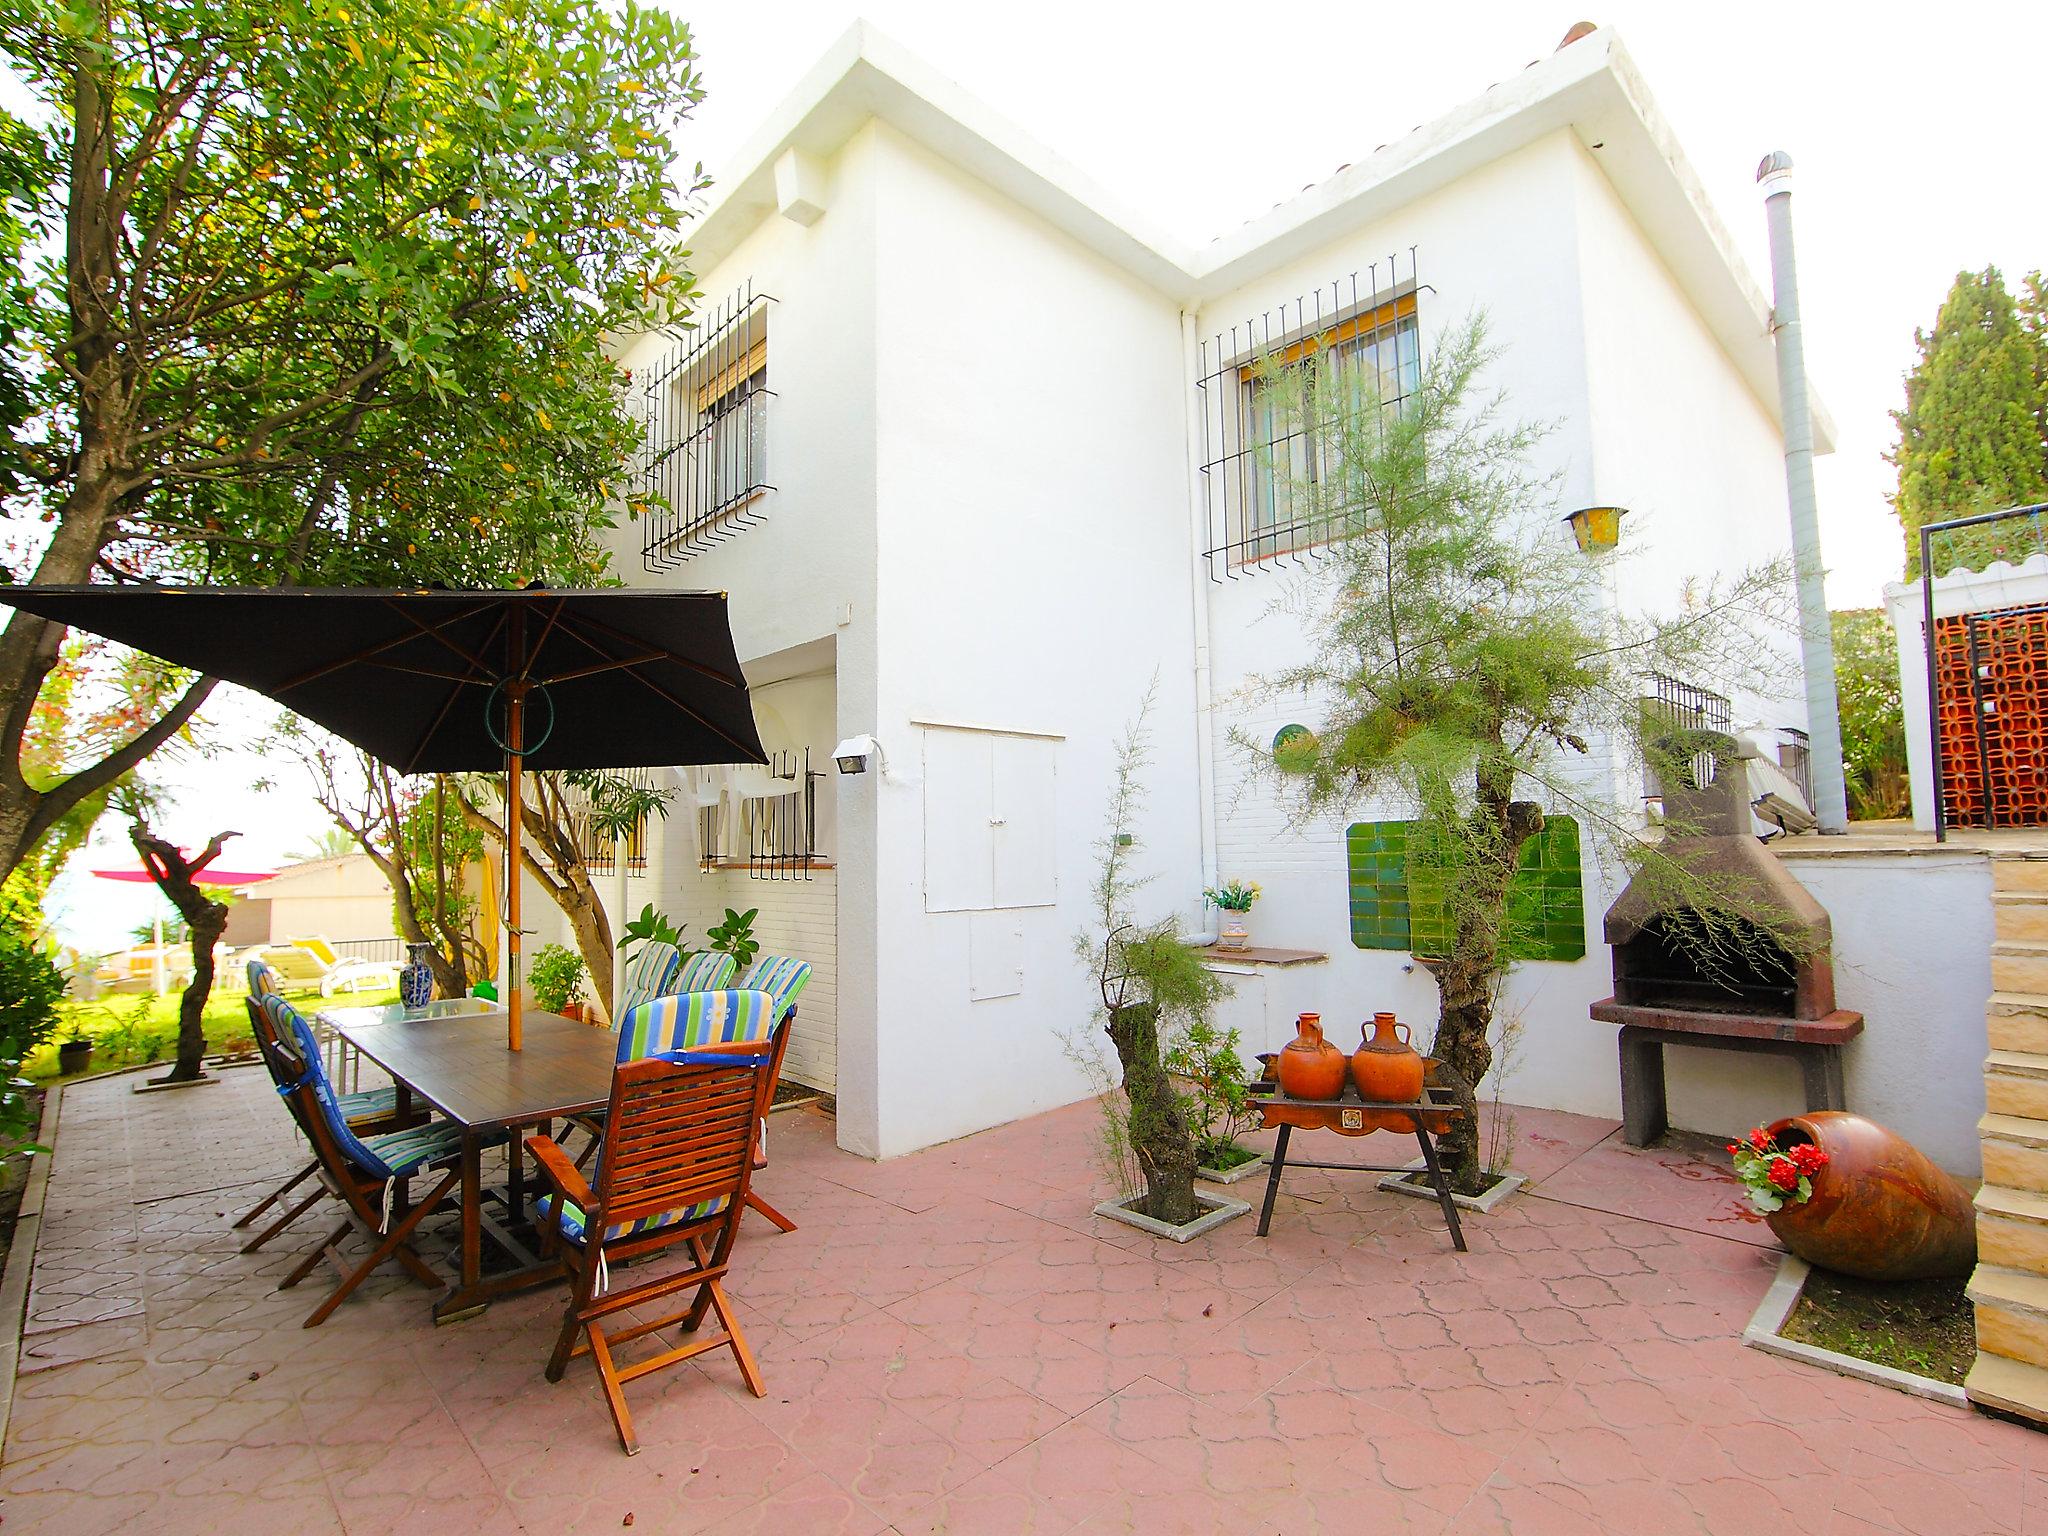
506,684 -> 525,1052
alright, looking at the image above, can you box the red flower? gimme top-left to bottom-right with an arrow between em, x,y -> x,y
1789,1143 -> 1828,1176
1726,1143 -> 1740,1155
1748,1127 -> 1771,1153
1766,1158 -> 1799,1191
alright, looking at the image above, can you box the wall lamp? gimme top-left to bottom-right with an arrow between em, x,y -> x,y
832,734 -> 884,775
1564,505 -> 1627,555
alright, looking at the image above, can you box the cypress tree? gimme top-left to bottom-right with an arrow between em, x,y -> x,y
1891,267 -> 2048,577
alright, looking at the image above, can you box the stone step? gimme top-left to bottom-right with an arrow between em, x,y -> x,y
1993,942 -> 2048,996
1984,1114 -> 2048,1193
1986,1052 -> 2048,1119
1999,894 -> 2048,944
1995,856 -> 2048,895
1966,1349 -> 2048,1426
1971,1265 -> 2048,1369
1979,1185 -> 2048,1275
1989,1006 -> 2048,1055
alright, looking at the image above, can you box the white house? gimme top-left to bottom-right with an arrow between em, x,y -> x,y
543,22 -> 1866,1162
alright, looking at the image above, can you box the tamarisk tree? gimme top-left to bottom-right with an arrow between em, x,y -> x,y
1244,317 -> 1795,1189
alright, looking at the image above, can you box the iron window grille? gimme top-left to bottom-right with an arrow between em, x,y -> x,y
1195,252 -> 1423,577
571,769 -> 656,876
744,749 -> 822,882
632,281 -> 777,571
1641,672 -> 1733,801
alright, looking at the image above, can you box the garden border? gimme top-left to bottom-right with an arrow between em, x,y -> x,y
0,1083 -> 61,1462
1741,1253 -> 1969,1406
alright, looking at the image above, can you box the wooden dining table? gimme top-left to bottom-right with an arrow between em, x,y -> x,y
321,998 -> 619,1322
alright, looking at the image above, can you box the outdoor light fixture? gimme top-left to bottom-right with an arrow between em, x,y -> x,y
832,734 -> 882,775
1564,505 -> 1626,555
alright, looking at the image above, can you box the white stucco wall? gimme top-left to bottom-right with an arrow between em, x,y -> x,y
865,123 -> 1200,1157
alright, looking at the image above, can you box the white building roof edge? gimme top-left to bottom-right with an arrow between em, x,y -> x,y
683,22 -> 1833,450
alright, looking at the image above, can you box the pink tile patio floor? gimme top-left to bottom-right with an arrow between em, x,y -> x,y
0,1065 -> 2036,1535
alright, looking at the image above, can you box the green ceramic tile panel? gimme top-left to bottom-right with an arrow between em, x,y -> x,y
1346,815 -> 1584,962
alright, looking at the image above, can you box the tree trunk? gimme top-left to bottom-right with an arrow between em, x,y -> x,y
1105,1002 -> 1199,1226
1424,781 -> 1544,1192
129,823 -> 236,1082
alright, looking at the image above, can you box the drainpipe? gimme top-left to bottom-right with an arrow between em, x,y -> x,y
1757,152 -> 1849,834
1180,310 -> 1220,897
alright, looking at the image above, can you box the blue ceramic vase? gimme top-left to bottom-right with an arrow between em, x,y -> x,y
399,943 -> 436,1009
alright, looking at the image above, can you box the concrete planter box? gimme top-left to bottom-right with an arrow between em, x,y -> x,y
1376,1161 -> 1528,1212
1741,1254 -> 1967,1406
1196,1151 -> 1269,1186
1093,1190 -> 1251,1243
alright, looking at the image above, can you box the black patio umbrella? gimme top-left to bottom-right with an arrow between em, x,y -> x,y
2,585 -> 766,1049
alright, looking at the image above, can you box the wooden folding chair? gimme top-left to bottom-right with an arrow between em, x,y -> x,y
262,994 -> 477,1327
234,972 -> 412,1254
526,1045 -> 773,1455
731,956 -> 814,1234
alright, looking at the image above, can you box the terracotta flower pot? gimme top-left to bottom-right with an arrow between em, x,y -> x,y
1761,1111 -> 1976,1282
1351,1011 -> 1424,1104
1277,1013 -> 1348,1101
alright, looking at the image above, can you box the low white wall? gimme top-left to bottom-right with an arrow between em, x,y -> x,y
1657,845 -> 1989,1178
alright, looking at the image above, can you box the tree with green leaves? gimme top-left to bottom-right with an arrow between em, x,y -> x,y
1891,266 -> 2048,577
1074,684 -> 1229,1228
264,721 -> 486,998
1829,608 -> 1909,821
1244,316 -> 1796,1189
455,768 -> 672,1022
0,0 -> 710,877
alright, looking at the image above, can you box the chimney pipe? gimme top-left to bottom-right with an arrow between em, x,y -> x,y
1757,152 -> 1849,833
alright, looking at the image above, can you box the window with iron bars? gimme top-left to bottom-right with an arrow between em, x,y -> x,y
631,282 -> 776,570
576,808 -> 649,876
1641,672 -> 1733,801
1196,254 -> 1423,576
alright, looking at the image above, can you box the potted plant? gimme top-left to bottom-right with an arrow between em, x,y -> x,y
1203,880 -> 1260,951
1074,686 -> 1246,1241
706,907 -> 760,971
57,1037 -> 93,1076
1164,1016 -> 1264,1183
529,943 -> 588,1022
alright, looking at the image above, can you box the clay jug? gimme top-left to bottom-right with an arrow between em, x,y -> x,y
1351,1012 -> 1424,1104
1761,1111 -> 1976,1281
1277,1013 -> 1348,1101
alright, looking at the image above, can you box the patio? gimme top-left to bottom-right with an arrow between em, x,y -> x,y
0,1065 -> 2033,1536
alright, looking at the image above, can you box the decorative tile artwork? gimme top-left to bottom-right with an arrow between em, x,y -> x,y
1346,815 -> 1585,962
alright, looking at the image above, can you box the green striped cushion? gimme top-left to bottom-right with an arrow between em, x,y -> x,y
614,988 -> 778,1064
539,1191 -> 729,1245
735,955 -> 810,1019
617,941 -> 681,1020
671,951 -> 738,994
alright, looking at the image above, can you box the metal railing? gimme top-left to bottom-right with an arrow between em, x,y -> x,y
329,937 -> 405,963
1920,502 -> 2048,842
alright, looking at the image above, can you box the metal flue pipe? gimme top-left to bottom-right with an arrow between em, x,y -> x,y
1757,151 -> 1849,833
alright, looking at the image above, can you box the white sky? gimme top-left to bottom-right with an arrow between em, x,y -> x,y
46,3 -> 2046,952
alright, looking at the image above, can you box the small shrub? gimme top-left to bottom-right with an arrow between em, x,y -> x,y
706,907 -> 760,971
529,943 -> 587,1015
0,918 -> 62,1152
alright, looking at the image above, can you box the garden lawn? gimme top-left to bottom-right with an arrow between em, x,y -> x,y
28,984 -> 402,1081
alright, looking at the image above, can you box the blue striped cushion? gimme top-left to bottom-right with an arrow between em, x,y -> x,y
538,1191 -> 730,1245
361,1119 -> 470,1175
615,989 -> 777,1064
339,1086 -> 399,1125
671,951 -> 738,994
247,959 -> 280,997
617,941 -> 682,1020
735,955 -> 811,1019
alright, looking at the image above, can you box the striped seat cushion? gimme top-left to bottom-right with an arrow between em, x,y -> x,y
538,1190 -> 730,1245
734,955 -> 811,1018
615,988 -> 778,1063
670,950 -> 738,994
338,1086 -> 400,1125
359,1119 -> 473,1176
247,959 -> 281,997
616,941 -> 682,1021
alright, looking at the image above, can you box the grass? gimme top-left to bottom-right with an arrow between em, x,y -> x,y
1196,1138 -> 1261,1172
28,983 -> 404,1081
1781,1266 -> 1977,1385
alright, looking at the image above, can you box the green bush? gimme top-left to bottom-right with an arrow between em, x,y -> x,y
529,943 -> 587,1015
1832,609 -> 1910,820
0,918 -> 65,1152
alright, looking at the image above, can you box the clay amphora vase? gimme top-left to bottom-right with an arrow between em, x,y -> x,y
1277,1013 -> 1348,1101
1760,1111 -> 1976,1282
1351,1012 -> 1424,1104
